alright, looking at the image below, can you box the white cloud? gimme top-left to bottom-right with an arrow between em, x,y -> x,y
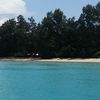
0,0 -> 27,25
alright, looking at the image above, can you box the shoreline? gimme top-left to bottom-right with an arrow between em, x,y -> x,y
0,58 -> 100,62
37,58 -> 100,62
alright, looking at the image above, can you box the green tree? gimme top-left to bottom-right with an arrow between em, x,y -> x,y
14,15 -> 30,57
39,9 -> 67,58
0,19 -> 16,56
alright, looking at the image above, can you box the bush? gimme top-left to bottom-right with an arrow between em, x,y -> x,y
58,45 -> 76,58
93,51 -> 100,58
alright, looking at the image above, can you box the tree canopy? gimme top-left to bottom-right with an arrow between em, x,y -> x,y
0,2 -> 100,58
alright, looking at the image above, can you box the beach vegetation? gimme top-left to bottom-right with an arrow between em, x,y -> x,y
0,2 -> 100,58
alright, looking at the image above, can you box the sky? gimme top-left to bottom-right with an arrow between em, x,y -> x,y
0,0 -> 99,25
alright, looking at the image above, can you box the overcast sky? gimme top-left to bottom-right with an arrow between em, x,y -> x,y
0,0 -> 99,25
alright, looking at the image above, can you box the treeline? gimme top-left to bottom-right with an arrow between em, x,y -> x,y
0,2 -> 100,58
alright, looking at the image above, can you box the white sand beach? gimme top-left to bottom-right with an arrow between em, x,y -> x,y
37,58 -> 100,62
0,58 -> 100,62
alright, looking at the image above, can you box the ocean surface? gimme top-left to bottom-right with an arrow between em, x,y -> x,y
0,61 -> 100,100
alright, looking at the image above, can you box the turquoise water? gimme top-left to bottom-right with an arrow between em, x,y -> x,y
0,61 -> 100,100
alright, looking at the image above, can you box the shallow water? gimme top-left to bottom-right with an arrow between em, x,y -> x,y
0,61 -> 100,100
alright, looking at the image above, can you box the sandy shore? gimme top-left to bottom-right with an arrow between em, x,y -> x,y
0,58 -> 100,62
37,58 -> 100,62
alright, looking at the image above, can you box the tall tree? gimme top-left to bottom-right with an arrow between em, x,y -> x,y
14,15 -> 30,57
0,19 -> 16,56
39,9 -> 67,58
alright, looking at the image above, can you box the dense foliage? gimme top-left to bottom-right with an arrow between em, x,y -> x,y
0,2 -> 100,58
